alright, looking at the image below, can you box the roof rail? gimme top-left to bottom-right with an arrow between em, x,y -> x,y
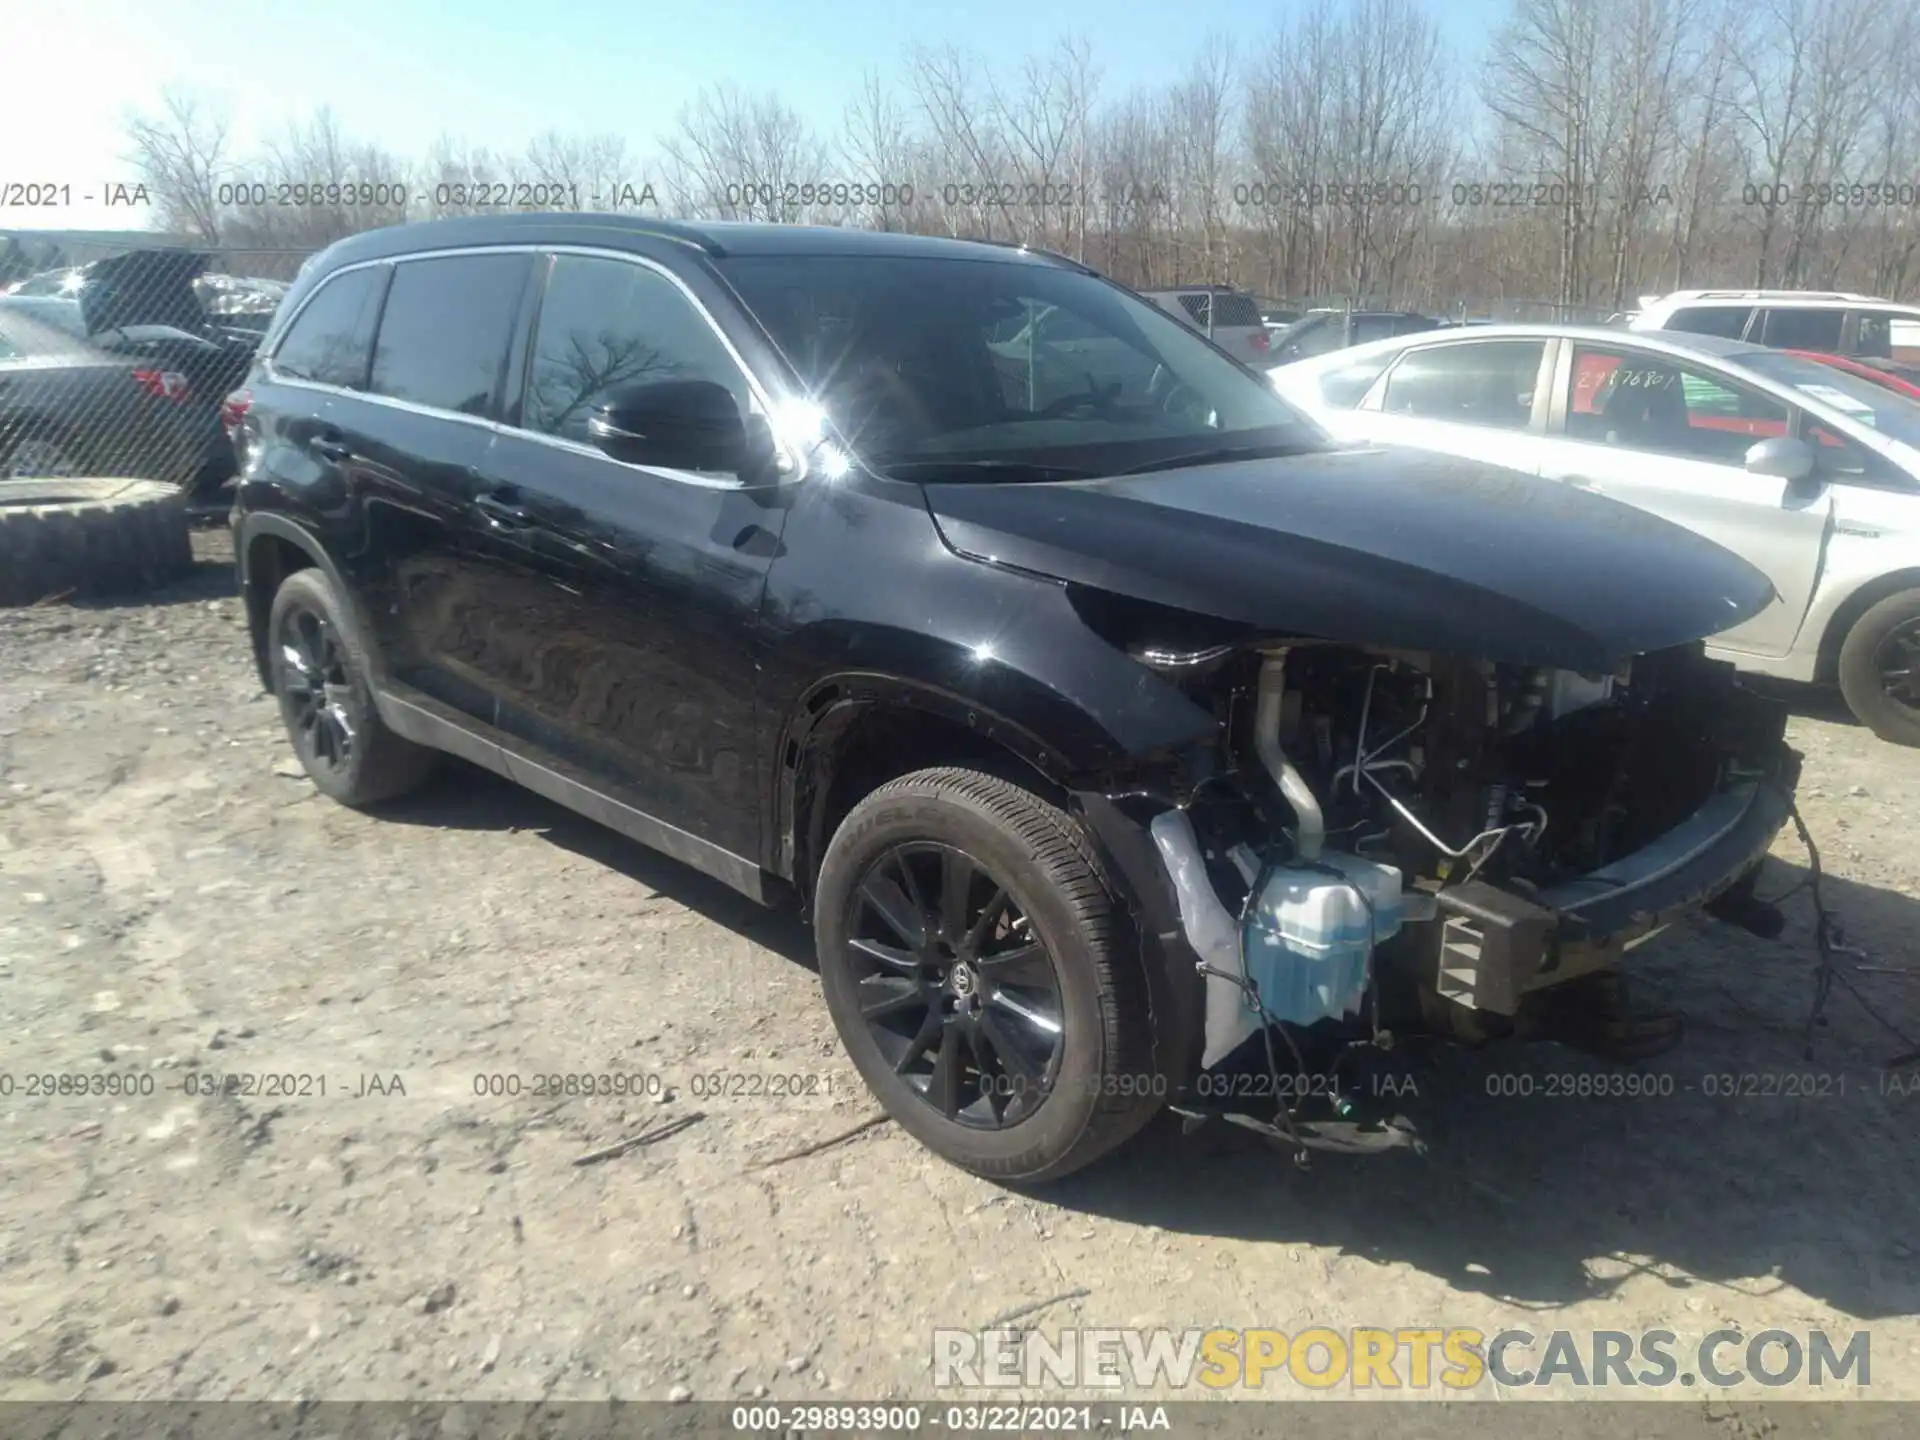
1654,287 -> 1885,304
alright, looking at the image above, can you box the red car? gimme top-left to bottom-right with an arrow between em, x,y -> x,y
1783,348 -> 1920,401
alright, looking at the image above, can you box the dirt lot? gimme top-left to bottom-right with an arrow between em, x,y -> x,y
3,528 -> 1918,1418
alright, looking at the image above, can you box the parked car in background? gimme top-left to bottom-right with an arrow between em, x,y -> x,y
1631,289 -> 1920,363
1786,349 -> 1920,403
0,251 -> 269,496
229,213 -> 1796,1179
1266,308 -> 1443,366
1270,321 -> 1920,744
0,307 -> 206,483
1137,286 -> 1271,364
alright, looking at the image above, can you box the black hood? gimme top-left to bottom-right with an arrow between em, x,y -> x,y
76,250 -> 210,336
921,445 -> 1777,673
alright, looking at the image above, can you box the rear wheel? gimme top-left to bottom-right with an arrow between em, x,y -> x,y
268,568 -> 438,806
814,767 -> 1161,1182
1837,587 -> 1920,747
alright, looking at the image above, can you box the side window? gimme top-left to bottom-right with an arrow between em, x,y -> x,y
1349,315 -> 1399,346
272,266 -> 386,389
1283,317 -> 1341,361
1566,345 -> 1790,463
1377,341 -> 1547,431
1850,310 -> 1920,360
1759,307 -> 1843,350
523,254 -> 749,445
1319,351 -> 1398,408
1666,305 -> 1752,340
368,253 -> 531,416
1803,417 -> 1911,487
1175,293 -> 1211,329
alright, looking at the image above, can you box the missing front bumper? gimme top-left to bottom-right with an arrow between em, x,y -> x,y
1431,775 -> 1798,1016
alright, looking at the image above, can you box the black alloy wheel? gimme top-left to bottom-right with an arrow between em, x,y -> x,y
277,603 -> 358,775
846,841 -> 1066,1127
1873,617 -> 1920,715
265,568 -> 439,805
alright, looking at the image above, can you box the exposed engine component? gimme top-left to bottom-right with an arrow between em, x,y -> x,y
1154,636 -> 1793,1077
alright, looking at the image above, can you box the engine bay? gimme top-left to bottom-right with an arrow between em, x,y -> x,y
1134,633 -> 1797,1081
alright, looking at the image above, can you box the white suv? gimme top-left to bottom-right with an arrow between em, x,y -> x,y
1631,289 -> 1920,361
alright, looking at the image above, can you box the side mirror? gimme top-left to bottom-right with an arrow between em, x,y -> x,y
1744,435 -> 1817,484
587,379 -> 760,473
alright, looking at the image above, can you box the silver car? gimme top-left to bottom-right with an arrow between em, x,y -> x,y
1270,323 -> 1920,745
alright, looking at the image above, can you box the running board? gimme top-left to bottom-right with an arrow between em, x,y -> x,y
375,690 -> 770,904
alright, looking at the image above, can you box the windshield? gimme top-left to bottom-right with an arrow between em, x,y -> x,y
716,254 -> 1323,478
1738,349 -> 1920,449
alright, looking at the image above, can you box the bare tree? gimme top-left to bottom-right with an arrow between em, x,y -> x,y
124,89 -> 233,244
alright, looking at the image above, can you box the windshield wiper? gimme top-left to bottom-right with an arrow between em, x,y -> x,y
882,459 -> 1099,483
1115,441 -> 1316,476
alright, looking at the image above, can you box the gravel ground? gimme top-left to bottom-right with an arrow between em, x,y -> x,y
2,528 -> 1917,1423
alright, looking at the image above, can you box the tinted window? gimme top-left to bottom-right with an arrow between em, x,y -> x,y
523,255 -> 749,444
273,266 -> 386,389
1379,341 -> 1546,430
718,253 -> 1319,475
368,253 -> 530,416
1277,315 -> 1341,361
1850,310 -> 1920,360
1760,308 -> 1844,350
1566,344 -> 1790,463
1174,293 -> 1210,328
1318,352 -> 1396,408
1211,294 -> 1262,328
1349,315 -> 1402,346
1666,305 -> 1752,339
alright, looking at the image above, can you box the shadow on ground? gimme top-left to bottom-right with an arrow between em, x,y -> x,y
378,759 -> 817,968
371,754 -> 1920,1322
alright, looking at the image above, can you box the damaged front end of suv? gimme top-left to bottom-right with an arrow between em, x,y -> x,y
914,449 -> 1801,1154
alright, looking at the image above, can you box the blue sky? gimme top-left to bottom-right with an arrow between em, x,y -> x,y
2,0 -> 1505,230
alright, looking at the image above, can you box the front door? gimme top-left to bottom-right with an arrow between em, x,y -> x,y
1534,341 -> 1831,658
462,251 -> 788,862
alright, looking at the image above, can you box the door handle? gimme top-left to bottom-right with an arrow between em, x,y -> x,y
310,435 -> 351,463
474,490 -> 532,527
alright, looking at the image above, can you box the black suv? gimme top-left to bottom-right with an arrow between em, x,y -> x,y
231,214 -> 1799,1181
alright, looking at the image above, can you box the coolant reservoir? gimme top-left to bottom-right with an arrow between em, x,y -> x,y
1241,853 -> 1405,1027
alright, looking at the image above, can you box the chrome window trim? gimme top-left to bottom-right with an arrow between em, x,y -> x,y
265,242 -> 807,490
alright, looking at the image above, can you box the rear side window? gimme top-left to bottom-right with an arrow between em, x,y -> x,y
1174,293 -> 1210,328
1378,340 -> 1547,430
369,253 -> 531,416
273,266 -> 386,389
1211,294 -> 1262,328
523,254 -> 749,444
1759,308 -> 1843,350
1666,305 -> 1752,340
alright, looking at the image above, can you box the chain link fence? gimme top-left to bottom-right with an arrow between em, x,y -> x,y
0,237 -> 318,498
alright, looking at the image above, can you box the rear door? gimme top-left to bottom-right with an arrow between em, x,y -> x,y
466,249 -> 789,860
1534,340 -> 1831,656
1352,336 -> 1554,473
350,250 -> 536,729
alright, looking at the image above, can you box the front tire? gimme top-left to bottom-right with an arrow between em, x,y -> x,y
268,568 -> 439,806
814,767 -> 1161,1182
1837,587 -> 1920,747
